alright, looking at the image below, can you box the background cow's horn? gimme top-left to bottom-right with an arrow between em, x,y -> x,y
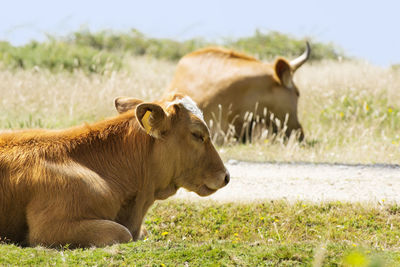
290,41 -> 311,72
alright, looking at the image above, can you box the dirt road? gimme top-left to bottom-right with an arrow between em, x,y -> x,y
173,160 -> 400,203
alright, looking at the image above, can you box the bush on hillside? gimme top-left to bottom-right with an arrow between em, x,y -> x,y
0,40 -> 122,74
70,29 -> 343,61
0,29 -> 344,73
229,30 -> 340,60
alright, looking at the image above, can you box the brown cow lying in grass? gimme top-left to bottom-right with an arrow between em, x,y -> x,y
0,95 -> 229,247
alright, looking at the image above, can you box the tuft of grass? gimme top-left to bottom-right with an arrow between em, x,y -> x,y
1,201 -> 399,266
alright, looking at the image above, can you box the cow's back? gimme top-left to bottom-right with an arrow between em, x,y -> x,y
0,131 -> 62,244
168,47 -> 272,104
167,47 -> 275,133
0,122 -> 134,244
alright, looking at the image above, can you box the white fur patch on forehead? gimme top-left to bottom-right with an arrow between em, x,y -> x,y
167,96 -> 204,121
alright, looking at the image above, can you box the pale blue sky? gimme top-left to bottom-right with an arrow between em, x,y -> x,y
1,0 -> 399,66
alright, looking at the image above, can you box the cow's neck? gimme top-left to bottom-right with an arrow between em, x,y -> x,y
68,116 -> 153,197
146,143 -> 180,200
66,115 -> 178,201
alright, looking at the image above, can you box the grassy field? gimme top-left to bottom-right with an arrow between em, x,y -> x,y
1,57 -> 399,164
1,201 -> 400,266
1,38 -> 400,265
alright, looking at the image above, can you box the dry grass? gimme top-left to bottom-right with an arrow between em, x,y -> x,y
1,57 -> 399,164
0,57 -> 174,128
297,60 -> 400,163
221,60 -> 400,164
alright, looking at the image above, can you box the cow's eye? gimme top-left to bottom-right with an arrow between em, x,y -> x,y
191,132 -> 204,142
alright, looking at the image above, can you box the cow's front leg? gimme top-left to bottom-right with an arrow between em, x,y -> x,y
27,200 -> 133,247
116,193 -> 154,240
28,219 -> 132,247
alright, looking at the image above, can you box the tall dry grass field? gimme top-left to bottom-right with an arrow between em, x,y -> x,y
0,57 -> 174,128
1,57 -> 399,164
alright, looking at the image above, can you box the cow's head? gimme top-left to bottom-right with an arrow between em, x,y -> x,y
263,42 -> 310,140
115,95 -> 229,197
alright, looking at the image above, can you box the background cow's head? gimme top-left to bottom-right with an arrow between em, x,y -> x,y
266,42 -> 311,140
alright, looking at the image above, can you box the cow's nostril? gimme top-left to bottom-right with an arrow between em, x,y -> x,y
224,172 -> 230,185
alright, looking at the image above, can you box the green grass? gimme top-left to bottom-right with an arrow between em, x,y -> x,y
1,201 -> 399,266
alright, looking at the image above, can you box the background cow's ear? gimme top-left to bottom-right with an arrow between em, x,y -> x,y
135,103 -> 170,138
274,58 -> 294,89
115,97 -> 144,114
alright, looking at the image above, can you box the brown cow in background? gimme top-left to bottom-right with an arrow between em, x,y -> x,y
166,43 -> 311,142
0,95 -> 229,247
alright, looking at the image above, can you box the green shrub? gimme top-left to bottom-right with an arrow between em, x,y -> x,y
0,29 -> 345,73
229,30 -> 341,60
392,64 -> 400,71
69,29 -> 344,61
70,29 -> 208,61
0,40 -> 122,74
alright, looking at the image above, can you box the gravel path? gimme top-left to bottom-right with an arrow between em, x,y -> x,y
172,160 -> 400,203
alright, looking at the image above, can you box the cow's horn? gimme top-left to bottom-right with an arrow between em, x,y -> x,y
290,41 -> 311,72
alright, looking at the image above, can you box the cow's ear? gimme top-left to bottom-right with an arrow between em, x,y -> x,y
136,103 -> 170,138
115,97 -> 144,114
274,58 -> 294,89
